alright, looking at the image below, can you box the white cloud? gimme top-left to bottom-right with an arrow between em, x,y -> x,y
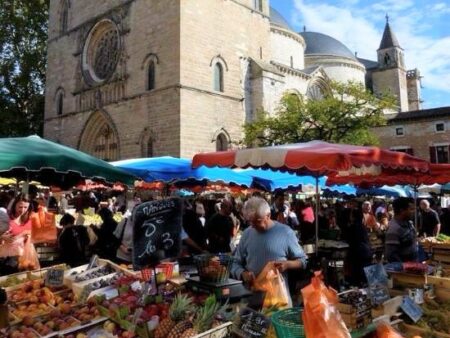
292,0 -> 450,106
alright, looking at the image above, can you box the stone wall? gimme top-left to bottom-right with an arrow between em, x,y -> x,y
373,118 -> 450,161
45,0 -> 181,159
304,56 -> 366,84
372,68 -> 408,112
270,28 -> 305,70
178,0 -> 272,156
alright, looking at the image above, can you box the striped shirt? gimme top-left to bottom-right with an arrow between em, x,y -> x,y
231,221 -> 307,280
385,218 -> 418,262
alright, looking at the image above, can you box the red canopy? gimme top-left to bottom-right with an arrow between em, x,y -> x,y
327,163 -> 450,187
192,141 -> 430,176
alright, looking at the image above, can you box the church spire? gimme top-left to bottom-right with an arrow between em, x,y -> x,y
378,14 -> 401,50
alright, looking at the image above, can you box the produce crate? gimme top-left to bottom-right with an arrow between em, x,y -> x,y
193,322 -> 233,338
72,272 -> 118,297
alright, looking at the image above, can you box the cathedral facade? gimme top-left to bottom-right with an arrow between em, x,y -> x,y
44,0 -> 421,160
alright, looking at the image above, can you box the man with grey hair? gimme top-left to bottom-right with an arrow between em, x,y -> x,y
419,199 -> 441,237
231,197 -> 307,290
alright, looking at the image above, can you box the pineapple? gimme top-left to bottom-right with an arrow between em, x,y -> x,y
154,294 -> 193,338
167,319 -> 194,338
179,295 -> 222,338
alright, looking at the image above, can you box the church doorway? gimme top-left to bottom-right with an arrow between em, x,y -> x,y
79,111 -> 119,161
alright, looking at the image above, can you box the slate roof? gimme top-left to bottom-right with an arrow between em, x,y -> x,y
379,22 -> 401,50
386,106 -> 450,123
269,7 -> 293,31
357,57 -> 379,70
299,31 -> 357,61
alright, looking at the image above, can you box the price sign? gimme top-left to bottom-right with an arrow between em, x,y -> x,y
45,268 -> 65,287
401,296 -> 423,323
233,308 -> 271,338
132,198 -> 182,270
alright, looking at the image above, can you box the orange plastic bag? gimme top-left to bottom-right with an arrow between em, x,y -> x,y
376,323 -> 405,338
31,209 -> 57,244
301,271 -> 351,338
254,263 -> 292,309
18,238 -> 40,271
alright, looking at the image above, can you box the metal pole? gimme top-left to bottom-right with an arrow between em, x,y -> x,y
414,184 -> 418,231
315,176 -> 320,255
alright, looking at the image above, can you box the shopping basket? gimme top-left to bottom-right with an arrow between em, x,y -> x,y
271,308 -> 305,338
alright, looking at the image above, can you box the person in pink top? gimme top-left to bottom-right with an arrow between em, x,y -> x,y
0,195 -> 33,274
8,195 -> 33,236
301,203 -> 315,224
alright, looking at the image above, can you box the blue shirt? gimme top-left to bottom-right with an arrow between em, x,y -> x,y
231,221 -> 307,280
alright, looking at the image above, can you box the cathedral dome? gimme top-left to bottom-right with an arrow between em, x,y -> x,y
269,7 -> 293,31
299,31 -> 356,60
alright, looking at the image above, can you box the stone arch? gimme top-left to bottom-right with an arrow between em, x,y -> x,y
211,128 -> 231,151
209,55 -> 229,71
59,0 -> 70,34
306,77 -> 330,100
78,110 -> 120,161
54,87 -> 65,116
141,54 -> 159,91
141,53 -> 159,69
138,128 -> 155,157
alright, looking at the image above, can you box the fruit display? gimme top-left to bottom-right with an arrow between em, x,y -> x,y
4,260 -> 231,338
7,326 -> 39,338
54,289 -> 79,308
71,303 -> 102,323
20,312 -> 80,336
9,280 -> 56,304
415,298 -> 450,333
0,274 -> 40,288
12,302 -> 53,319
63,320 -> 135,338
74,265 -> 115,282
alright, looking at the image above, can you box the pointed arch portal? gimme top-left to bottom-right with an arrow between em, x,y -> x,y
79,111 -> 119,161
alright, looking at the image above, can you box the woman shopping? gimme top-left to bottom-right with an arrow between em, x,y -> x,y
0,195 -> 39,274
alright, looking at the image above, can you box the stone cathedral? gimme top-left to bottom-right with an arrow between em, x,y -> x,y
44,0 -> 422,160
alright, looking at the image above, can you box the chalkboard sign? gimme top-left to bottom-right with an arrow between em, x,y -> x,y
132,198 -> 183,270
233,307 -> 270,338
45,268 -> 65,287
401,296 -> 423,323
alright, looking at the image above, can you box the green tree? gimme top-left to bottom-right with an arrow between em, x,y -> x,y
243,81 -> 396,147
0,0 -> 49,137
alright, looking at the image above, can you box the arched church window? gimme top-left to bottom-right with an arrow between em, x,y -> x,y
56,92 -> 64,115
384,53 -> 391,66
216,133 -> 229,151
147,138 -> 154,157
306,83 -> 325,101
147,61 -> 155,91
214,63 -> 224,92
254,0 -> 263,12
60,0 -> 69,34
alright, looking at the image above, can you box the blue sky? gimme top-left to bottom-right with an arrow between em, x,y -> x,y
271,0 -> 450,109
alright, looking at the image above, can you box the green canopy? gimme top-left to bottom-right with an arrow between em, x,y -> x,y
0,135 -> 136,188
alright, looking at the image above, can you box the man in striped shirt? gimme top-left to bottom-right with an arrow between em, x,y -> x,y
231,197 -> 307,289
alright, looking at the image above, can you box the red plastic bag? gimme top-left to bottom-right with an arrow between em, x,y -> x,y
254,263 -> 292,309
301,271 -> 351,338
18,238 -> 40,271
31,208 -> 57,244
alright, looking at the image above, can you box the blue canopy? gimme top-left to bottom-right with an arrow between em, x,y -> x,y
356,185 -> 413,198
111,156 -> 253,187
238,169 -> 356,194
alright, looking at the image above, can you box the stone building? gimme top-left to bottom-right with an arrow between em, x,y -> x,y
44,0 -> 421,160
373,107 -> 450,163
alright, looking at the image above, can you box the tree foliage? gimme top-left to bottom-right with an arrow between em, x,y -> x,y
243,81 -> 396,147
0,0 -> 49,137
